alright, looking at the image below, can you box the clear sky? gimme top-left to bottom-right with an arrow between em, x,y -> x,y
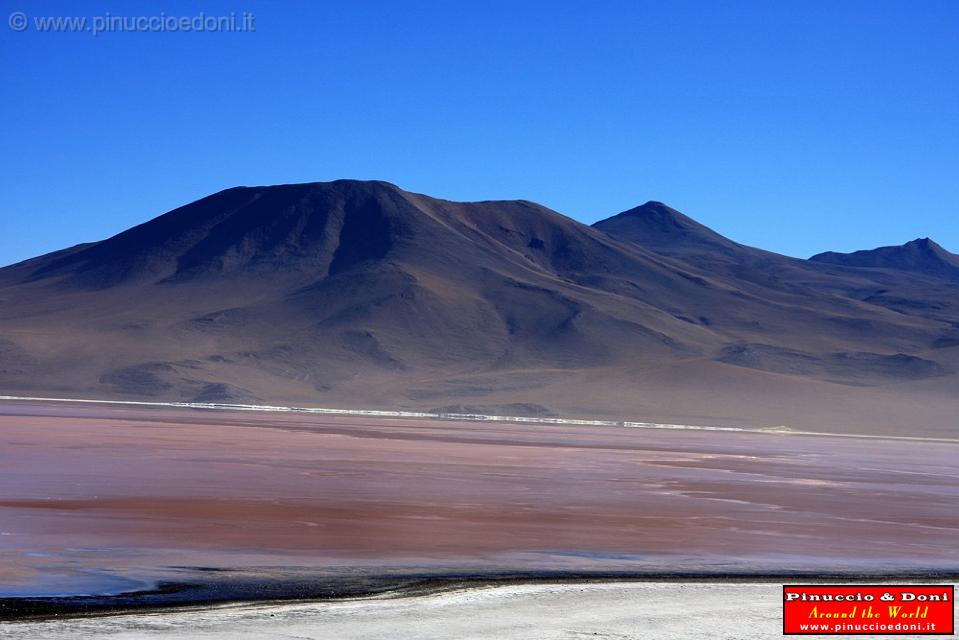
1,0 -> 956,267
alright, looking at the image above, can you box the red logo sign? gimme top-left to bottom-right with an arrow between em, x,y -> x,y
783,585 -> 954,635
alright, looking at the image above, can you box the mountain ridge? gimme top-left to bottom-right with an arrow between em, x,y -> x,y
1,180 -> 956,436
809,237 -> 959,282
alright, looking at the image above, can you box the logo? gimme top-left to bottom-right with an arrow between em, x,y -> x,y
783,585 -> 954,635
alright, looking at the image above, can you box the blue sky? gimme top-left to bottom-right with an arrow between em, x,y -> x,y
1,0 -> 956,266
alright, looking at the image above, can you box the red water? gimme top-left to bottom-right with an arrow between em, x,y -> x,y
1,402 -> 957,596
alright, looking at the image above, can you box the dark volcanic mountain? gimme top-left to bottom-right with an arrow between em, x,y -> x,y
591,201 -> 741,256
1,181 -> 956,436
593,202 -> 959,342
592,201 -> 846,289
810,238 -> 959,282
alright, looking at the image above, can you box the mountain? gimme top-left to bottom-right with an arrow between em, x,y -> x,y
1,181 -> 956,436
810,238 -> 959,282
591,201 -> 742,256
593,202 -> 959,342
592,201 -> 834,289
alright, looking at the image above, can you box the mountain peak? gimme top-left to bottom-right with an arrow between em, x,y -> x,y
618,200 -> 685,218
592,201 -> 739,255
634,200 -> 671,210
810,237 -> 959,281
905,237 -> 944,252
18,179 -> 423,289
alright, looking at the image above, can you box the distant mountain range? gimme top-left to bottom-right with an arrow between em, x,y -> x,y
1,180 -> 956,436
810,238 -> 959,282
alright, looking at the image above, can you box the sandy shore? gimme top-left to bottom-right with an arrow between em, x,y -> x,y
7,581 -> 956,640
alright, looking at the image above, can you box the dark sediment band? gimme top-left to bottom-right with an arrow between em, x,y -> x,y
3,568 -> 958,622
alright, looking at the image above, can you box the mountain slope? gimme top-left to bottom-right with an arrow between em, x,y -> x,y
0,181 -> 956,435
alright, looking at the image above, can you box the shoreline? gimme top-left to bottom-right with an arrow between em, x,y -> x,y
3,394 -> 957,444
4,569 -> 959,622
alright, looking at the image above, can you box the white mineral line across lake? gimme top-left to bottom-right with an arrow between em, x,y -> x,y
0,394 -> 955,443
